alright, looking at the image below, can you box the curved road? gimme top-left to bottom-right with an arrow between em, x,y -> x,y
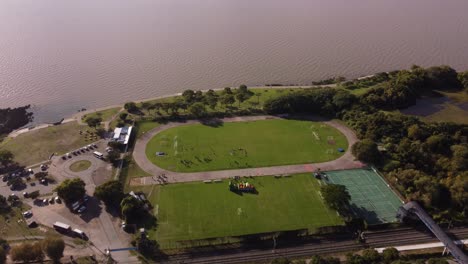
132,115 -> 364,185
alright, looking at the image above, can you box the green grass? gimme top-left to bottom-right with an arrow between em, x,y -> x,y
146,119 -> 347,172
82,107 -> 121,122
135,121 -> 161,138
1,122 -> 91,166
0,206 -> 42,238
141,174 -> 343,248
422,103 -> 468,124
69,160 -> 92,172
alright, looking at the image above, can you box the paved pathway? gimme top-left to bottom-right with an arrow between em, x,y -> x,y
131,115 -> 363,186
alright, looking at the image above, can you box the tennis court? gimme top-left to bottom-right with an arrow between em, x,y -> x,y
324,168 -> 403,225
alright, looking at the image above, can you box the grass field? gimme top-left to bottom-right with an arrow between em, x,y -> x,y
146,119 -> 347,172
1,122 -> 90,166
135,121 -> 160,138
139,174 -> 343,248
69,160 -> 92,172
81,107 -> 121,122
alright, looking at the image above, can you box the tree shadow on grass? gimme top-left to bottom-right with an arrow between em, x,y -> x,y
200,118 -> 224,128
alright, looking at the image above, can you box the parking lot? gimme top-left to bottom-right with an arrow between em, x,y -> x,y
0,139 -> 136,261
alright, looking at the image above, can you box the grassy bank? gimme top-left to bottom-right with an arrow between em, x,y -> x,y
1,122 -> 91,166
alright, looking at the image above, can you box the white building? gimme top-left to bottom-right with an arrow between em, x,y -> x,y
112,126 -> 133,145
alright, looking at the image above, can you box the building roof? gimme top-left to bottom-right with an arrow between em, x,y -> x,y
112,126 -> 133,145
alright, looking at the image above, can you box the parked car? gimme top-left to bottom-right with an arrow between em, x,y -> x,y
77,206 -> 86,214
54,196 -> 62,203
23,192 -> 29,198
22,211 -> 32,218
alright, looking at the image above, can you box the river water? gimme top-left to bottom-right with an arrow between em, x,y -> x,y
1,0 -> 468,123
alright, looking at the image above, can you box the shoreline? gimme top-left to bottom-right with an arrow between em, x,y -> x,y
8,84 -> 335,138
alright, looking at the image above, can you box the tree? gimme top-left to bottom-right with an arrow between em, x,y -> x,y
188,102 -> 207,118
0,247 -> 5,264
42,237 -> 65,263
194,90 -> 204,102
220,94 -> 235,108
119,112 -> 128,121
382,247 -> 399,264
124,102 -> 138,113
55,178 -> 86,204
351,139 -> 380,163
8,177 -> 25,191
223,87 -> 233,94
0,105 -> 33,135
0,150 -> 14,167
204,89 -> 219,110
121,196 -> 146,223
182,90 -> 196,104
140,102 -> 151,113
458,71 -> 468,90
235,84 -> 253,107
107,150 -> 120,165
95,180 -> 125,209
361,248 -> 380,263
271,257 -> 291,264
11,242 -> 44,262
84,116 -> 102,128
345,253 -> 365,264
321,184 -> 351,213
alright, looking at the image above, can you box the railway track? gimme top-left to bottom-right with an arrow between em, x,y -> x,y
161,227 -> 468,264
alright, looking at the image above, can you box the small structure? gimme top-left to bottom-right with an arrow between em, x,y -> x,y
229,180 -> 256,193
112,126 -> 133,145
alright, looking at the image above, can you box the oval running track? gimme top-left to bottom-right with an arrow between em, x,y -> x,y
131,115 -> 364,186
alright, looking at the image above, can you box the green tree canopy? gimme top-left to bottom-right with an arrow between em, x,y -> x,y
321,184 -> 351,213
121,196 -> 146,223
382,247 -> 399,263
55,178 -> 86,204
124,102 -> 138,113
95,180 -> 125,209
188,102 -> 207,118
182,89 -> 196,104
84,116 -> 102,128
42,237 -> 65,263
351,139 -> 380,163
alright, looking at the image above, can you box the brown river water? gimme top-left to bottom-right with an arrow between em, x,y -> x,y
1,0 -> 468,123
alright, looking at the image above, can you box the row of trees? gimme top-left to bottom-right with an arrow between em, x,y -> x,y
120,85 -> 255,120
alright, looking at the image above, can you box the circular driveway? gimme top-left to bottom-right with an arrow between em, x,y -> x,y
132,115 -> 364,185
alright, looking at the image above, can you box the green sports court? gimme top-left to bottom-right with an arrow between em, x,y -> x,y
323,168 -> 403,225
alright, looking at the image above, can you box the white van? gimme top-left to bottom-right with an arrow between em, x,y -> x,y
93,151 -> 104,159
72,228 -> 87,239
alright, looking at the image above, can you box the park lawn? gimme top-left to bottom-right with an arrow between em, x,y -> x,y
0,206 -> 43,238
146,119 -> 347,172
0,122 -> 90,166
81,107 -> 121,122
143,174 -> 343,248
135,121 -> 160,139
422,103 -> 468,124
69,160 -> 92,172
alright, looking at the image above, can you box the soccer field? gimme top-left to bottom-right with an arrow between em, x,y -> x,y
145,119 -> 347,172
145,174 -> 343,248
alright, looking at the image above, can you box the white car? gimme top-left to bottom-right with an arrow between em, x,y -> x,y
77,206 -> 86,214
22,211 -> 32,218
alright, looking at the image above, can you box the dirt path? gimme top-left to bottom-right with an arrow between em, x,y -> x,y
131,115 -> 363,186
